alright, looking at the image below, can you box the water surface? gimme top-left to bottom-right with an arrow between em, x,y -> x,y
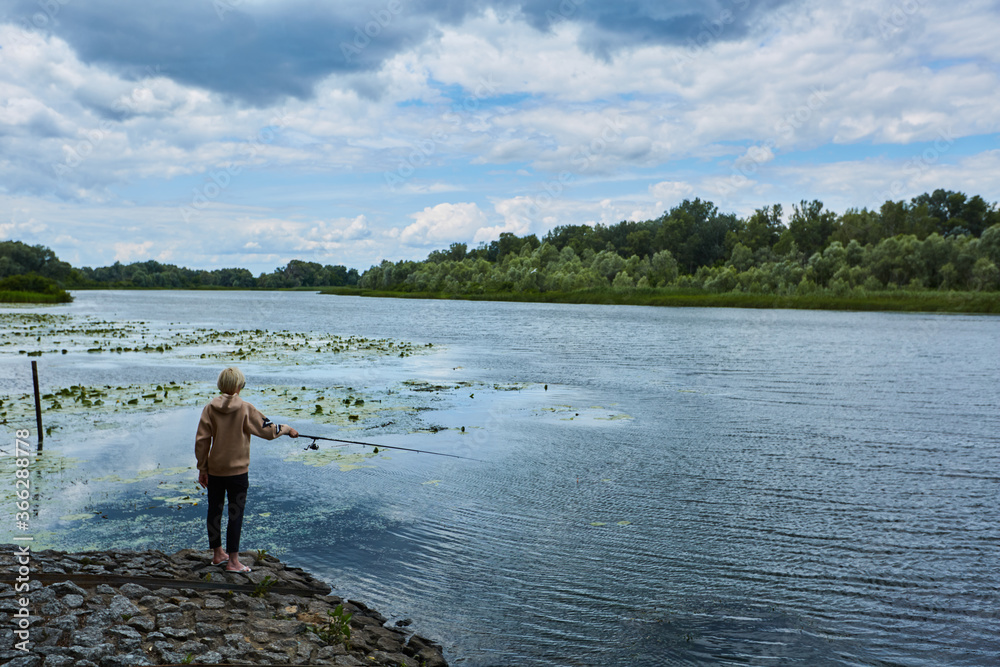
2,291 -> 998,666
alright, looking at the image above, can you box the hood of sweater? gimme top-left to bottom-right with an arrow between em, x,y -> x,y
209,393 -> 244,413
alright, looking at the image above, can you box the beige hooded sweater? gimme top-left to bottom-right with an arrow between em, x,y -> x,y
195,394 -> 290,477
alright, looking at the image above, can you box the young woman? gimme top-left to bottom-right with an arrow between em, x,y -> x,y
195,367 -> 298,572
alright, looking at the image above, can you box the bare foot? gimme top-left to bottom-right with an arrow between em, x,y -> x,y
211,548 -> 228,565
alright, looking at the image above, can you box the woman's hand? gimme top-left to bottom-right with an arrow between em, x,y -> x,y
198,470 -> 208,488
287,427 -> 299,438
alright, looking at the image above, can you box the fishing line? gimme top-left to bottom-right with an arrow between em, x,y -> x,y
296,433 -> 482,462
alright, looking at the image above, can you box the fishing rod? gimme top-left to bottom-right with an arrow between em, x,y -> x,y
296,433 -> 482,461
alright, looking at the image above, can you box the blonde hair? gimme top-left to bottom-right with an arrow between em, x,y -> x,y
217,367 -> 246,394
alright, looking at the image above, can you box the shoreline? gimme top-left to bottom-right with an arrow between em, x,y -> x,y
320,286 -> 1000,314
1,546 -> 448,666
4,286 -> 997,315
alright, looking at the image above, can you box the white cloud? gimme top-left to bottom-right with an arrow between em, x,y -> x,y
399,202 -> 489,247
113,241 -> 153,262
649,180 -> 694,203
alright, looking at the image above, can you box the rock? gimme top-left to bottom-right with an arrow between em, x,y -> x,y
194,609 -> 225,623
67,642 -> 115,663
107,624 -> 142,641
203,596 -> 225,609
177,639 -> 204,653
35,625 -> 64,646
4,655 -> 42,667
47,614 -> 79,632
377,635 -> 404,653
331,656 -> 366,666
117,583 -> 149,599
2,548 -> 450,667
252,618 -> 305,635
108,595 -> 140,619
99,653 -> 153,666
195,622 -> 224,636
62,594 -> 84,609
195,650 -> 223,663
125,615 -> 155,632
31,588 -> 57,604
153,587 -> 180,598
71,626 -> 105,645
155,611 -> 184,628
149,641 -> 183,664
38,600 -> 66,617
159,626 -> 195,640
49,581 -> 88,598
261,650 -> 291,663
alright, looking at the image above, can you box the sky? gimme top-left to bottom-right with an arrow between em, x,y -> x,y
1,0 -> 998,274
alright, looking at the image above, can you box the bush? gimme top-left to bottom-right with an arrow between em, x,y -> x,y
0,273 -> 61,294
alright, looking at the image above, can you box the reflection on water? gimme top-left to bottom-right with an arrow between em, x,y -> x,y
2,291 -> 999,666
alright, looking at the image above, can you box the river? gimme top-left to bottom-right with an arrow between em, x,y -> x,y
2,290 -> 998,666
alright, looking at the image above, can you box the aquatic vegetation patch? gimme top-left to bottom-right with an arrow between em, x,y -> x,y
91,466 -> 194,485
0,381 -> 209,428
0,313 -> 430,365
535,404 -> 633,423
283,448 -> 380,471
0,449 -> 81,507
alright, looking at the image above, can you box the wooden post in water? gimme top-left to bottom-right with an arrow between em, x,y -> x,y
31,360 -> 43,450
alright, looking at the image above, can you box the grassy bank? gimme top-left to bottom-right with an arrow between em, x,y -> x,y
0,289 -> 73,304
320,286 -> 1000,314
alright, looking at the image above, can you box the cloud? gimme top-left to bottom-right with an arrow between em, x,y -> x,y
399,202 -> 489,246
2,0 -> 798,108
302,215 -> 373,250
4,0 -> 444,106
649,180 -> 694,202
113,240 -> 154,262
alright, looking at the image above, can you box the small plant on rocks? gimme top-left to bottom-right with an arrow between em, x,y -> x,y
308,603 -> 352,649
251,575 -> 276,598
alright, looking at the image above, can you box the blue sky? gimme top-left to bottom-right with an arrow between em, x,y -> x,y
1,0 -> 998,273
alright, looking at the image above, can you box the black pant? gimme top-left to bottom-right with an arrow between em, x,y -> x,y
206,472 -> 249,554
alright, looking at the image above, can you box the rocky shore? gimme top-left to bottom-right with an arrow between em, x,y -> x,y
1,547 -> 448,667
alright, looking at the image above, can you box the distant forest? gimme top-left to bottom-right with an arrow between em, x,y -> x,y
0,243 -> 359,291
2,189 -> 999,299
359,189 -> 1000,295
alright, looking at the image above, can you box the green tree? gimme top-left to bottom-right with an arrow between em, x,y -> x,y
787,200 -> 837,258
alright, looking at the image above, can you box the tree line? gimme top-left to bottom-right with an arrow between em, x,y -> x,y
3,188 -> 999,299
358,189 -> 1000,295
0,242 -> 360,291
